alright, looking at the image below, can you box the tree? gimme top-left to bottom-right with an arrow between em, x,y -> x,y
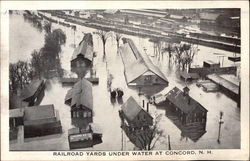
136,114 -> 165,150
44,21 -> 51,34
162,43 -> 175,63
94,30 -> 112,56
9,61 -> 32,92
114,32 -> 122,53
30,50 -> 43,78
120,112 -> 165,150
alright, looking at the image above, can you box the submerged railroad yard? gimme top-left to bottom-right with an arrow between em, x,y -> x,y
9,9 -> 240,151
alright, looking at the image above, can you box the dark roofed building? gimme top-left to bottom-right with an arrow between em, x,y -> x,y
71,33 -> 94,76
23,104 -> 62,138
120,38 -> 168,87
19,79 -> 46,106
65,78 -> 93,123
119,96 -> 153,129
165,87 -> 208,125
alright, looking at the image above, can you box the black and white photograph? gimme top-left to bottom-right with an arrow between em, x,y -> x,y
1,1 -> 249,160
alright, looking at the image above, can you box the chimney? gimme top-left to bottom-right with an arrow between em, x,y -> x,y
146,103 -> 149,113
183,86 -> 190,96
142,100 -> 145,108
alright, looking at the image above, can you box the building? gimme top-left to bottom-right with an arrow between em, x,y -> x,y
206,74 -> 240,106
68,124 -> 102,149
168,14 -> 188,22
165,87 -> 208,125
120,38 -> 169,86
203,60 -> 220,68
9,108 -> 24,140
19,79 -> 46,106
119,96 -> 153,129
23,104 -> 62,138
71,33 -> 94,76
199,12 -> 220,26
65,78 -> 93,124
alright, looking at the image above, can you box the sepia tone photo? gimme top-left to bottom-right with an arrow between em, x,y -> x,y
8,8 -> 242,152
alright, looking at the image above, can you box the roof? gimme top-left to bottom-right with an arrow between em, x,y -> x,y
120,9 -> 165,18
103,9 -> 119,14
71,33 -> 94,62
207,74 -> 239,95
23,104 -> 55,121
165,87 -> 208,114
169,14 -> 185,20
120,38 -> 168,84
66,78 -> 93,110
121,96 -> 143,121
204,60 -> 220,65
20,79 -> 44,100
61,77 -> 79,83
9,108 -> 24,118
200,13 -> 219,21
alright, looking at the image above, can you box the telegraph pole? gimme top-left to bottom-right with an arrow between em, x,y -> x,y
168,135 -> 171,150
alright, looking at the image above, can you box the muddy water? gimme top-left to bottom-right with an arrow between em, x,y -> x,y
9,13 -> 240,151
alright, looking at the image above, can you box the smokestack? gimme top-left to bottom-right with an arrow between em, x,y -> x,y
142,100 -> 145,108
147,103 -> 149,112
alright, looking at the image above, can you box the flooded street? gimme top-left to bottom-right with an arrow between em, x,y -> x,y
9,13 -> 240,150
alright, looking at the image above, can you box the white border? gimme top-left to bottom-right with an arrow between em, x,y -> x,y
1,1 -> 249,160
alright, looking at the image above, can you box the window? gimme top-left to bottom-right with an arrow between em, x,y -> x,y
84,112 -> 87,118
144,76 -> 152,82
88,112 -> 91,117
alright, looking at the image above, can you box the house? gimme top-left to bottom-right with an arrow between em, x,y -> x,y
19,79 -> 46,106
165,87 -> 208,125
23,104 -> 62,138
120,38 -> 169,86
65,78 -> 93,124
71,33 -> 94,76
119,96 -> 153,129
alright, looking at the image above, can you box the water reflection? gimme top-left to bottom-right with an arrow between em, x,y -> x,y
164,105 -> 207,142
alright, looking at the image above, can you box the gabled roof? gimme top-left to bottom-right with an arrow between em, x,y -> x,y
121,96 -> 143,121
165,87 -> 208,114
65,78 -> 93,110
71,33 -> 94,62
20,79 -> 45,100
120,38 -> 168,84
200,13 -> 220,21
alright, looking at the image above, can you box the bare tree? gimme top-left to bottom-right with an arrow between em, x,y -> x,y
43,21 -> 51,34
114,32 -> 122,53
94,30 -> 112,56
120,112 -> 165,150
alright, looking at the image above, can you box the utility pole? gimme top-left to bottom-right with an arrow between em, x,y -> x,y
168,135 -> 171,150
217,111 -> 224,143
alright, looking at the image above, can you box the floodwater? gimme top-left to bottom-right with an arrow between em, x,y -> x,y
9,13 -> 240,151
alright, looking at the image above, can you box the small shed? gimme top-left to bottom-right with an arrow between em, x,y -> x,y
120,96 -> 153,129
203,60 -> 220,68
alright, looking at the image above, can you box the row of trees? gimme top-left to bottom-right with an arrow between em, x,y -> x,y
94,29 -> 198,72
9,21 -> 66,93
